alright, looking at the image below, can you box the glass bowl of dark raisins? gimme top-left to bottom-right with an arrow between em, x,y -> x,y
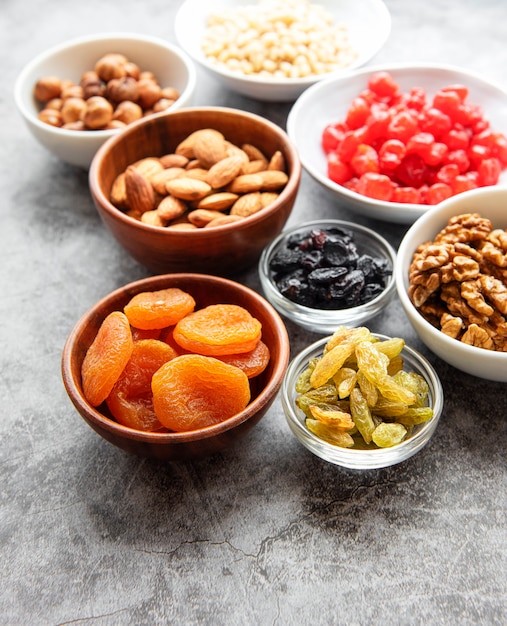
259,219 -> 397,334
281,331 -> 444,469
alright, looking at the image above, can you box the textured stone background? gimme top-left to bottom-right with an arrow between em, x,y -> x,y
1,1 -> 506,624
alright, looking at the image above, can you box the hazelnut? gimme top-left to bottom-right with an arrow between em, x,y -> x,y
38,108 -> 63,127
105,120 -> 127,130
63,120 -> 86,131
95,53 -> 128,82
80,71 -> 105,99
105,76 -> 139,103
61,84 -> 84,100
81,95 -> 113,129
124,61 -> 141,80
153,98 -> 175,113
34,76 -> 62,102
137,78 -> 162,109
45,98 -> 63,111
112,100 -> 143,125
161,86 -> 180,101
61,97 -> 87,124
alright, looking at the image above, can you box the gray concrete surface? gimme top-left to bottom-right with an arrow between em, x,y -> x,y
1,1 -> 506,624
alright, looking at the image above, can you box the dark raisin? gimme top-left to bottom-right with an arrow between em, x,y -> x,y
307,266 -> 348,285
270,248 -> 304,272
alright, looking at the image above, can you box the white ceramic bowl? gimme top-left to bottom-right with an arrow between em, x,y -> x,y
258,219 -> 396,334
174,0 -> 391,102
287,63 -> 507,224
282,334 -> 444,469
396,186 -> 507,382
14,33 -> 196,169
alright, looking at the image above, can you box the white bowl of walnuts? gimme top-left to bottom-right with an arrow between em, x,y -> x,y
14,32 -> 196,169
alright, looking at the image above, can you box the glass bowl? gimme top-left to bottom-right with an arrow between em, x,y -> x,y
259,219 -> 397,334
281,333 -> 444,469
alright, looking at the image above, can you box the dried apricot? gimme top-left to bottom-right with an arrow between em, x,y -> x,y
124,288 -> 196,330
215,340 -> 270,378
106,339 -> 177,431
131,327 -> 161,341
82,311 -> 134,407
173,304 -> 262,356
151,354 -> 251,432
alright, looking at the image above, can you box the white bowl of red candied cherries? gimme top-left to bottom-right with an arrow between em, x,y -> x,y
287,63 -> 507,224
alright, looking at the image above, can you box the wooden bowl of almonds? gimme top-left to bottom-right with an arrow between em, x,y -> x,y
89,106 -> 302,276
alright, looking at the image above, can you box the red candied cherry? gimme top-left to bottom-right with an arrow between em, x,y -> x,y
453,175 -> 478,194
477,157 -> 502,186
468,143 -> 491,169
433,89 -> 461,119
424,142 -> 449,167
435,163 -> 460,185
440,83 -> 469,102
490,132 -> 507,166
426,183 -> 453,205
322,122 -> 347,153
345,96 -> 371,129
343,177 -> 360,192
395,154 -> 430,188
337,128 -> 368,162
365,106 -> 391,141
350,144 -> 379,176
404,86 -> 427,111
445,149 -> 470,173
357,172 -> 394,200
327,152 -> 353,185
392,186 -> 421,204
406,132 -> 435,157
419,107 -> 452,138
379,139 -> 406,170
441,128 -> 470,151
367,71 -> 399,100
387,110 -> 419,143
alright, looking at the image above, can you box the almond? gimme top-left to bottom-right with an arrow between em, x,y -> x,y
187,209 -> 224,227
175,128 -> 224,162
157,195 -> 187,221
227,173 -> 263,194
230,191 -> 263,217
165,177 -> 211,201
204,214 -> 244,228
159,153 -> 189,168
258,169 -> 289,190
207,155 -> 244,189
268,150 -> 286,172
151,168 -> 186,194
241,143 -> 267,162
132,157 -> 164,180
110,172 -> 128,209
260,192 -> 279,208
241,158 -> 269,175
141,210 -> 166,227
167,222 -> 199,231
197,192 -> 239,211
124,166 -> 155,213
192,129 -> 227,168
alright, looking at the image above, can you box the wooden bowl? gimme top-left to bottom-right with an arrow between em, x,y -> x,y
61,273 -> 290,460
89,106 -> 301,276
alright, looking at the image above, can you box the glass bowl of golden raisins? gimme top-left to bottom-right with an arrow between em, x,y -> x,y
281,326 -> 443,469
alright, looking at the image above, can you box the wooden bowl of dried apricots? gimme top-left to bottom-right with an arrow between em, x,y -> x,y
61,273 -> 290,460
89,106 -> 302,276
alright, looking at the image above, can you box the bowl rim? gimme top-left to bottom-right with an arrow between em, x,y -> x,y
14,31 -> 197,138
281,332 -> 444,469
88,104 -> 302,235
61,273 -> 291,444
395,185 -> 507,365
259,218 -> 397,320
174,0 -> 392,88
286,61 -> 507,217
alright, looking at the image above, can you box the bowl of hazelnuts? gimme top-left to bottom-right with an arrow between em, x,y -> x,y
14,32 -> 196,169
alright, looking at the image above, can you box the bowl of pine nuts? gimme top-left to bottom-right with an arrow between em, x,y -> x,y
174,0 -> 391,102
